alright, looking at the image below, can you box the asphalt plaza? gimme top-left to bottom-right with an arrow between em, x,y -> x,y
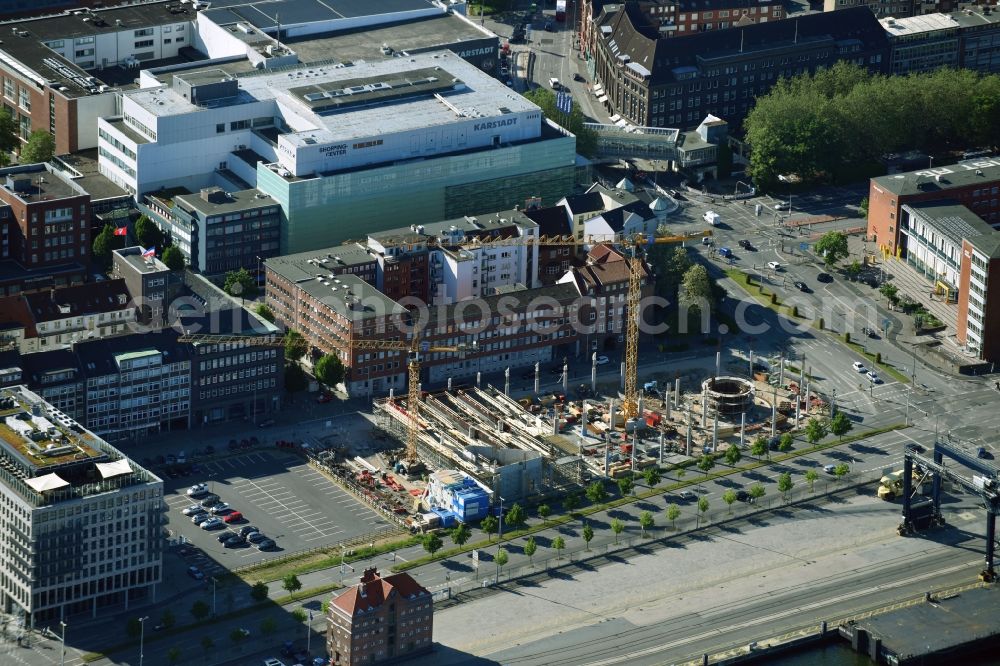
163,450 -> 391,567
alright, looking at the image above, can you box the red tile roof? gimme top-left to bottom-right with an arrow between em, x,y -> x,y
331,568 -> 429,617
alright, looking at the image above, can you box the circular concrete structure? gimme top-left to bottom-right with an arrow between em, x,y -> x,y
702,376 -> 754,416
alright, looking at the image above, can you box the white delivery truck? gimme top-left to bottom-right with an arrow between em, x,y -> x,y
549,77 -> 561,89
703,210 -> 721,226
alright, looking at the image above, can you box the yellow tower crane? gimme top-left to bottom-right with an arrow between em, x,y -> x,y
454,230 -> 710,421
175,332 -> 474,465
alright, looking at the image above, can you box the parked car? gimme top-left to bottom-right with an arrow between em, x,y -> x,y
210,502 -> 231,515
223,511 -> 244,523
199,517 -> 224,530
186,483 -> 208,497
736,490 -> 754,503
852,361 -> 868,373
867,371 -> 882,384
701,236 -> 713,246
257,538 -> 277,550
823,464 -> 836,474
187,566 -> 204,580
774,201 -> 791,211
190,512 -> 210,524
224,534 -> 246,548
200,494 -> 221,508
596,355 -> 610,365
677,489 -> 696,500
217,531 -> 233,543
767,261 -> 782,271
247,531 -> 268,544
182,504 -> 203,516
718,247 -> 733,259
817,272 -> 833,283
573,73 -> 585,82
239,525 -> 260,538
793,280 -> 809,292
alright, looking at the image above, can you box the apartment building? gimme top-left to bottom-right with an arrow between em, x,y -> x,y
824,0 -> 916,17
327,567 -> 433,666
0,164 -> 92,296
20,279 -> 134,353
591,4 -> 888,129
0,385 -> 163,624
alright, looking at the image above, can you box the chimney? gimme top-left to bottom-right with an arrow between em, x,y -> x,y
360,567 -> 379,584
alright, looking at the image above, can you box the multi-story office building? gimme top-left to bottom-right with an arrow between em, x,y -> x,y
99,51 -> 577,252
327,567 -> 433,666
169,188 -> 281,276
590,4 -> 888,129
824,0 -> 916,17
0,385 -> 163,624
111,246 -> 179,327
868,157 -> 1000,255
881,10 -> 1000,75
0,163 -> 92,296
898,201 -> 1000,361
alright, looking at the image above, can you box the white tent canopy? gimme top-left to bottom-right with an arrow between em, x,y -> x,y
26,473 -> 69,492
96,459 -> 132,479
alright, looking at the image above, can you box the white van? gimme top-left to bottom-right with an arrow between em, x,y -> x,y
703,211 -> 720,226
549,77 -> 560,89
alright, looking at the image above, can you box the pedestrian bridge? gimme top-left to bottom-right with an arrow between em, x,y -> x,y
583,123 -> 718,167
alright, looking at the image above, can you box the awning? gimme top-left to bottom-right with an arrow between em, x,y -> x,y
96,459 -> 133,479
609,113 -> 621,122
597,94 -> 609,103
26,473 -> 69,492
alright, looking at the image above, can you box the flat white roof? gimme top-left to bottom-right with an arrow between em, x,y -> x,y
128,52 -> 537,145
880,14 -> 960,37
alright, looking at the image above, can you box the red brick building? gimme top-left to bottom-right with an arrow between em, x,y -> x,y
327,568 -> 433,666
868,158 -> 1000,257
0,163 -> 91,296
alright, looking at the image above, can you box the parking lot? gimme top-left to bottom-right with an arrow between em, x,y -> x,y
163,450 -> 392,570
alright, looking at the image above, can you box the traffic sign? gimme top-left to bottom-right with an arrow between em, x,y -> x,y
471,549 -> 480,570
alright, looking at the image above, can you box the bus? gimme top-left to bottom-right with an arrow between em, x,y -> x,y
555,0 -> 566,21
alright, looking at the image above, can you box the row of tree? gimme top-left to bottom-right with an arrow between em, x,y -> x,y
92,214 -> 185,270
744,62 -> 1000,188
522,87 -> 598,157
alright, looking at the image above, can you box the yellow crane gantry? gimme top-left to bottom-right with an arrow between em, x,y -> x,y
176,332 -> 474,465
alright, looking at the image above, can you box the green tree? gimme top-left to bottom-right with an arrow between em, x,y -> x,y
666,503 -> 681,530
751,436 -> 769,459
846,260 -> 863,280
834,463 -> 850,481
134,215 -> 164,249
161,610 -> 175,629
191,600 -> 210,621
696,497 -> 710,526
749,483 -> 766,501
422,532 -> 443,556
126,618 -> 141,639
451,523 -> 471,547
284,362 -> 307,394
582,523 -> 594,550
778,472 -> 794,501
167,647 -> 182,665
650,245 -> 693,299
697,454 -> 715,474
722,489 -> 737,513
639,511 -> 654,537
805,417 -> 828,445
858,196 -> 869,219
254,303 -> 275,323
724,442 -> 742,464
481,515 -> 498,541
563,492 -> 581,513
505,503 -> 526,530
537,503 -> 551,523
291,609 -> 307,623
585,480 -> 607,504
553,535 -> 566,559
617,476 -> 634,497
260,617 -> 277,636
284,329 -> 308,362
829,411 -> 853,439
643,466 -> 662,487
814,231 -> 850,266
314,353 -> 345,389
880,283 -> 900,307
162,245 -> 184,271
223,267 -> 257,300
522,88 -> 599,157
0,108 -> 18,156
805,469 -> 820,493
201,636 -> 214,656
778,433 -> 794,452
250,581 -> 269,602
91,223 -> 121,268
610,518 -> 625,544
21,130 -> 55,163
680,264 -> 714,316
282,574 -> 302,599
524,536 -> 537,565
495,547 -> 509,574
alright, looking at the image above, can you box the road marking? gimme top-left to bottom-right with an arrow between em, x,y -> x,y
581,559 -> 982,665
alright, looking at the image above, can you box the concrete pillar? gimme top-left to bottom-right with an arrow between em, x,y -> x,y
447,377 -> 453,391
604,435 -> 610,478
701,391 -> 708,428
740,412 -> 746,447
389,388 -> 395,401
476,372 -> 481,388
779,356 -> 785,387
665,397 -> 671,421
795,397 -> 801,427
659,430 -> 665,465
686,408 -> 692,456
504,367 -> 510,396
712,410 -> 719,449
563,361 -> 569,394
674,378 -> 681,407
715,351 -> 721,379
579,401 -> 587,440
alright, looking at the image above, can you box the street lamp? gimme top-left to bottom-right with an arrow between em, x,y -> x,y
138,616 -> 149,666
59,620 -> 66,666
495,495 -> 506,583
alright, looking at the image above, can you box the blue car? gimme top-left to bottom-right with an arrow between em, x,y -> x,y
718,247 -> 733,259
